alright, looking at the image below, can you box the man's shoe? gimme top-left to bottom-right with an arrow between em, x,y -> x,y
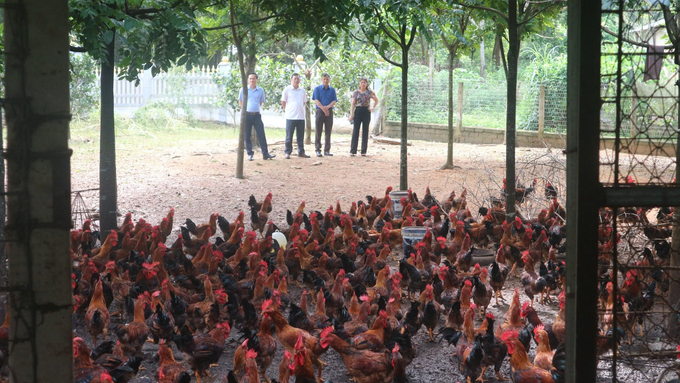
263,154 -> 276,160
350,153 -> 356,157
316,151 -> 322,157
324,152 -> 333,156
248,154 -> 254,161
298,153 -> 311,158
284,154 -> 291,159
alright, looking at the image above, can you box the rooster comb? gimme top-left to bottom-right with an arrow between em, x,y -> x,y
486,312 -> 495,320
360,295 -> 370,302
464,280 -> 472,287
501,330 -> 519,342
320,326 -> 334,339
246,349 -> 258,359
535,324 -> 545,334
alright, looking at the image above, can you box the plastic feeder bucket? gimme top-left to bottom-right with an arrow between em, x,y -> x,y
389,191 -> 409,219
402,226 -> 428,253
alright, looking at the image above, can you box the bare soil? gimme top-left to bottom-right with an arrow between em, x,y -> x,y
71,130 -> 566,383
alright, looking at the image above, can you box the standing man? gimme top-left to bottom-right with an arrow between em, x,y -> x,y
281,73 -> 309,159
312,73 -> 338,157
239,73 -> 275,161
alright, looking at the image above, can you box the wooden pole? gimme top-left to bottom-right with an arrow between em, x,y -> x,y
538,84 -> 545,138
456,82 -> 464,142
565,0 -> 601,381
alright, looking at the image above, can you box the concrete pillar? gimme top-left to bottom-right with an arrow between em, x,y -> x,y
4,0 -> 73,382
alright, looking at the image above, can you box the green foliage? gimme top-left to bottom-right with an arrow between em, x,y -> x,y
312,45 -> 384,115
69,53 -> 100,118
69,0 -> 208,82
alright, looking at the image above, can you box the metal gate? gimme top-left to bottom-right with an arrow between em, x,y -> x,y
593,1 -> 680,381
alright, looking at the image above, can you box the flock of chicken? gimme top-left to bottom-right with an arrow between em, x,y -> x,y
66,180 -> 671,383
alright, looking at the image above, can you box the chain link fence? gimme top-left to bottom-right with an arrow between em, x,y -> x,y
597,1 -> 680,382
386,77 -> 568,134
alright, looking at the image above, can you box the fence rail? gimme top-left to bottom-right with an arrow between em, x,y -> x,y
100,66 -> 226,119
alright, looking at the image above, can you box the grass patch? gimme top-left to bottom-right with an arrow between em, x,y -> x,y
69,116 -> 289,157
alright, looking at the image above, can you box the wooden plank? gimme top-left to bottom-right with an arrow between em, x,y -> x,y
371,136 -> 412,146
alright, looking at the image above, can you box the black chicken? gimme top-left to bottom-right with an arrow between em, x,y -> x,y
478,314 -> 508,382
423,300 -> 440,342
288,302 -> 313,332
402,301 -> 423,336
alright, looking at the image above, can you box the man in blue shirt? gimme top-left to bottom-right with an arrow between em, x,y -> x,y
239,73 -> 275,161
312,73 -> 338,157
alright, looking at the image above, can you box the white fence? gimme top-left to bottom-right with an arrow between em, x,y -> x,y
109,66 -> 229,121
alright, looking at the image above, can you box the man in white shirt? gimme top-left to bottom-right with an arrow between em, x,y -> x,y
281,73 -> 309,158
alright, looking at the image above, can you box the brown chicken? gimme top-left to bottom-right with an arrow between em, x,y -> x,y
533,325 -> 554,371
277,350 -> 293,383
157,343 -> 192,383
328,334 -> 394,383
501,331 -> 563,383
263,301 -> 332,382
350,310 -> 389,352
497,294 -> 524,338
112,296 -> 149,356
86,280 -> 110,347
287,333 -> 318,383
73,337 -> 115,383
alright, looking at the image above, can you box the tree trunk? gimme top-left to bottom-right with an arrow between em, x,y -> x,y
505,0 -> 519,218
441,49 -> 455,170
492,34 -> 502,68
480,35 -> 486,78
100,34 -> 118,233
234,46 -> 247,179
400,49 -> 409,191
231,0 -> 247,179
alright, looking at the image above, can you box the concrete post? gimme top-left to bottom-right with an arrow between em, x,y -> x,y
456,82 -> 463,142
4,1 -> 73,383
538,84 -> 545,138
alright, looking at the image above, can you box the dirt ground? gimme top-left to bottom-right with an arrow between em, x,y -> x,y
71,129 -> 566,383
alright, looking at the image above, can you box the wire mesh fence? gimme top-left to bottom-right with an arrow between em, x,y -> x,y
386,77 -> 568,134
597,1 -> 680,382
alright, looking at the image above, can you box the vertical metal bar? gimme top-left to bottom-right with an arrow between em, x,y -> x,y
566,0 -> 601,382
610,1 -> 625,379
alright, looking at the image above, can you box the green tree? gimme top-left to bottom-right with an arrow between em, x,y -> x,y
457,0 -> 564,216
69,0 -> 208,232
353,0 -> 433,190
